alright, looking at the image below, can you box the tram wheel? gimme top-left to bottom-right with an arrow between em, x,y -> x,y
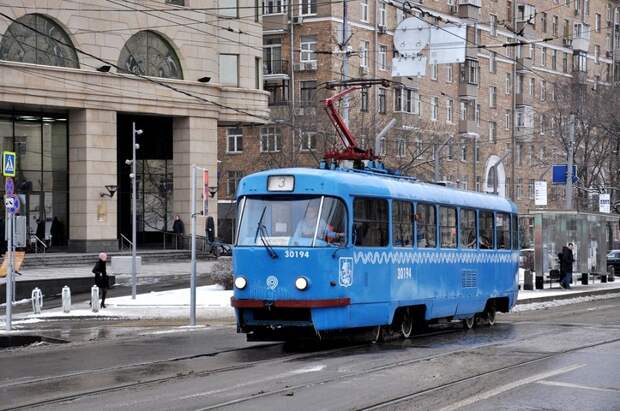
400,311 -> 414,339
371,326 -> 382,343
462,316 -> 476,330
486,308 -> 497,326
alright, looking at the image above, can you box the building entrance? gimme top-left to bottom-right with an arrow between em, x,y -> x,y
117,114 -> 173,246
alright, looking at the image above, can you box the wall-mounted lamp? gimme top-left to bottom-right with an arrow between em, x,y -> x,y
208,186 -> 218,198
198,76 -> 211,83
97,65 -> 112,73
100,184 -> 118,198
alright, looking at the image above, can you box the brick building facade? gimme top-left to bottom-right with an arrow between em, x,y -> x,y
217,0 -> 620,243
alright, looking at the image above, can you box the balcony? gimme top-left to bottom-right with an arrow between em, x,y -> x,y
458,118 -> 477,134
459,81 -> 478,98
515,105 -> 534,142
264,59 -> 289,78
572,31 -> 590,52
515,92 -> 533,106
458,0 -> 481,20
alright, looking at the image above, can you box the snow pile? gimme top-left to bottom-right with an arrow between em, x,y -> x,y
513,291 -> 620,312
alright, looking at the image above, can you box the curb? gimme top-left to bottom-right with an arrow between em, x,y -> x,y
516,287 -> 620,305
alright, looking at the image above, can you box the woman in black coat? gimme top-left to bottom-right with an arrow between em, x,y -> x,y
93,252 -> 109,308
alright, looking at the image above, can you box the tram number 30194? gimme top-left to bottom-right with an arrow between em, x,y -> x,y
284,250 -> 310,258
396,266 -> 412,280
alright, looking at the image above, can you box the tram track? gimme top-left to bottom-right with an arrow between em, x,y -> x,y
191,326 -> 620,410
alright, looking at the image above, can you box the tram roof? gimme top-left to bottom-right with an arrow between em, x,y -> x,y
238,167 -> 517,213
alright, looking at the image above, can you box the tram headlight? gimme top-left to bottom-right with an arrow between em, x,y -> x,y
295,276 -> 309,291
234,276 -> 247,290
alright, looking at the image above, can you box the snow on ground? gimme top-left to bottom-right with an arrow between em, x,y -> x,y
513,291 -> 620,312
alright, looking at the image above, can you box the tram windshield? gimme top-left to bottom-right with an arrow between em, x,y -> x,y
236,196 -> 347,247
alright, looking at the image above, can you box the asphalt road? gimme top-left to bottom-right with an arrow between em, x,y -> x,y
1,296 -> 620,411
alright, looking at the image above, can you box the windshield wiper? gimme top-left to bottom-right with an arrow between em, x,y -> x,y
259,225 -> 278,259
254,206 -> 277,259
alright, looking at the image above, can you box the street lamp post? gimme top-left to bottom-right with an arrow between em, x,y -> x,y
130,122 -> 142,299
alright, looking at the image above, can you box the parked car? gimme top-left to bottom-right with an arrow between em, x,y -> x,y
607,250 -> 620,273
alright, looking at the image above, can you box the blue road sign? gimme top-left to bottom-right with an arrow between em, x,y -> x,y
551,164 -> 578,185
5,177 -> 14,195
2,151 -> 16,177
4,194 -> 19,214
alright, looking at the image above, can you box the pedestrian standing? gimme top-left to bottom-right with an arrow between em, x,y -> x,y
558,242 -> 575,289
172,215 -> 185,249
93,252 -> 110,308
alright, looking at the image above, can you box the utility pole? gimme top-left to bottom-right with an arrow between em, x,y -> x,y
190,165 -> 197,326
510,0 -> 517,200
130,122 -> 142,299
289,2 -> 296,165
4,211 -> 12,331
342,0 -> 350,126
565,114 -> 575,210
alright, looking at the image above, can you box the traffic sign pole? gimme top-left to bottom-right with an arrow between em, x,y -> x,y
5,212 -> 13,331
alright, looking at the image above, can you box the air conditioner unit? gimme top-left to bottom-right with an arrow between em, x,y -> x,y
304,61 -> 318,71
359,66 -> 369,76
293,63 -> 304,71
377,25 -> 387,34
292,16 -> 303,24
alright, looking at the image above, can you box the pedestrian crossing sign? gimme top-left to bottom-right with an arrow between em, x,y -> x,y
3,151 -> 15,177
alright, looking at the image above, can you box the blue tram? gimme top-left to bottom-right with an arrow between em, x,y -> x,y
231,165 -> 519,341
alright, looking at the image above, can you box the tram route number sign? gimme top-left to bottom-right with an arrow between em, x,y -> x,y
2,151 -> 16,177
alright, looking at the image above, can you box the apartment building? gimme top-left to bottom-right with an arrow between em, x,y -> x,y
217,0 -> 620,242
0,0 -> 268,251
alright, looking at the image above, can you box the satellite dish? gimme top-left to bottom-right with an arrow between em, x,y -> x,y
393,17 -> 430,56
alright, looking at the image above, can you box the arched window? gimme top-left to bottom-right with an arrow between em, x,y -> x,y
0,14 -> 79,68
118,31 -> 183,79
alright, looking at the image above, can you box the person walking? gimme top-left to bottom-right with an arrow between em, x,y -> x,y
559,242 -> 575,289
172,215 -> 185,249
93,252 -> 110,308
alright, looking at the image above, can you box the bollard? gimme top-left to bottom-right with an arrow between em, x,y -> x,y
91,286 -> 100,313
61,285 -> 71,313
31,287 -> 43,315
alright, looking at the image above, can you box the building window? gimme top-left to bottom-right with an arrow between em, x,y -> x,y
431,63 -> 438,80
504,110 -> 511,130
443,64 -> 452,83
263,0 -> 287,14
551,50 -> 557,70
595,45 -> 600,63
359,41 -> 369,67
460,143 -> 467,161
475,104 -> 480,126
414,92 -> 421,115
489,51 -> 496,73
0,14 -> 80,69
260,127 -> 281,152
540,114 -> 546,134
528,179 -> 535,200
300,36 -> 317,62
446,99 -> 453,123
463,59 -> 480,85
300,131 -> 317,151
379,45 -> 387,70
540,80 -> 546,101
360,0 -> 369,22
490,14 -> 497,36
431,97 -> 438,120
489,86 -> 497,108
219,54 -> 239,86
218,0 -> 238,17
300,0 -> 316,15
563,52 -> 568,73
226,127 -> 243,153
476,176 -> 481,192
517,74 -> 523,94
300,80 -> 316,106
529,77 -> 535,96
379,1 -> 386,26
595,13 -> 601,32
542,12 -> 548,32
227,171 -> 243,196
552,15 -> 558,36
516,177 -> 523,199
540,47 -> 546,67
255,57 -> 261,89
378,88 -> 386,113
573,51 -> 587,72
361,88 -> 369,112
505,73 -> 512,95
489,122 -> 497,143
119,31 -> 183,79
397,139 -> 406,158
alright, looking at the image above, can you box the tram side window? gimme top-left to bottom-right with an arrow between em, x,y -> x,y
392,200 -> 413,247
496,212 -> 510,249
415,203 -> 436,248
440,207 -> 457,248
479,211 -> 494,249
511,214 -> 519,250
460,209 -> 477,249
353,198 -> 388,247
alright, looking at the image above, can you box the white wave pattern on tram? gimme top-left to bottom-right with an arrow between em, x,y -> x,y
353,250 -> 519,265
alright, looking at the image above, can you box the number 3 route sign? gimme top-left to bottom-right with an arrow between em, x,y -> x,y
3,151 -> 16,177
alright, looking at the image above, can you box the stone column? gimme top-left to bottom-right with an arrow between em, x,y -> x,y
173,116 -> 218,238
68,109 -> 118,252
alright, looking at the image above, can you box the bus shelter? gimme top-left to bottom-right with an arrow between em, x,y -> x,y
519,211 -> 620,286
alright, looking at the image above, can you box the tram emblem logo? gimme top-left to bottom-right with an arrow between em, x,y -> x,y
266,275 -> 279,290
338,257 -> 353,287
